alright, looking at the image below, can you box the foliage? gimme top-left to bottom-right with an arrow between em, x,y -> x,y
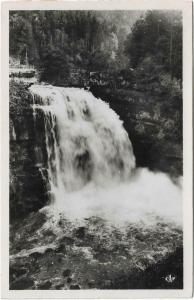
10,10 -> 182,89
159,74 -> 182,96
9,11 -> 134,83
125,11 -> 182,80
9,80 -> 32,114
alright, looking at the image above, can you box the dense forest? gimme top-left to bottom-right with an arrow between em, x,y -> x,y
10,10 -> 182,85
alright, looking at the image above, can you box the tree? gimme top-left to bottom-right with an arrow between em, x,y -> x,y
124,11 -> 182,80
40,47 -> 72,84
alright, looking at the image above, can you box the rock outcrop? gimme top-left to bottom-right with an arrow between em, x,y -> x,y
9,81 -> 48,221
90,86 -> 182,177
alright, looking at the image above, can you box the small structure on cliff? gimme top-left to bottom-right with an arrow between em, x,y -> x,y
9,56 -> 38,84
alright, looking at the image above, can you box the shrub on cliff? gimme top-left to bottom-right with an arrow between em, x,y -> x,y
159,74 -> 182,97
9,80 -> 32,115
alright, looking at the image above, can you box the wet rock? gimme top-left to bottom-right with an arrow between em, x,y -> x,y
45,248 -> 54,254
75,227 -> 86,239
62,269 -> 71,277
103,279 -> 112,288
10,277 -> 34,290
57,257 -> 62,263
94,250 -> 110,263
60,236 -> 74,245
44,229 -> 55,237
135,233 -> 145,242
55,283 -> 64,290
37,280 -> 52,290
88,280 -> 95,288
56,243 -> 66,254
29,251 -> 42,259
10,266 -> 27,279
67,277 -> 72,283
70,284 -> 80,289
15,246 -> 22,251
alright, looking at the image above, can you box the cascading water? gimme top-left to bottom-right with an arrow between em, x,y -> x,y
31,85 -> 135,191
30,85 -> 182,226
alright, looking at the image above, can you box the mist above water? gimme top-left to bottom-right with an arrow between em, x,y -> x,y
30,85 -> 182,227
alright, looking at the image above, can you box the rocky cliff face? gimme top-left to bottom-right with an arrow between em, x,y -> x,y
9,81 -> 49,221
90,86 -> 182,177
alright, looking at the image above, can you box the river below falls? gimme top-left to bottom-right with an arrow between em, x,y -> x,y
10,209 -> 183,289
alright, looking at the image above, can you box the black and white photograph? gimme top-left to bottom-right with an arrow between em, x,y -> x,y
1,0 -> 193,297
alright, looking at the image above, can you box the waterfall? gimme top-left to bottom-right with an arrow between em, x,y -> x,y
30,85 -> 135,191
30,84 -> 182,226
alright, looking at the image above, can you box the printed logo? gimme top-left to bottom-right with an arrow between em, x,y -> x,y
164,274 -> 176,283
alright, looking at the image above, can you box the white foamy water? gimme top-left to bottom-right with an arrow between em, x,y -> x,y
30,85 -> 182,227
